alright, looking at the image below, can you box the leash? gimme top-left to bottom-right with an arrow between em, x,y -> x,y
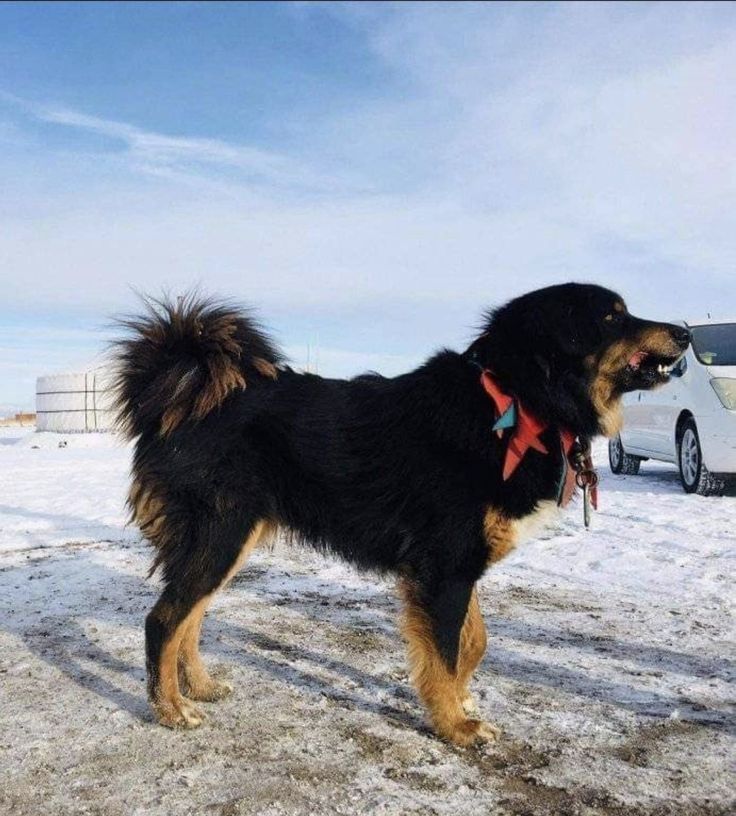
570,440 -> 599,529
479,368 -> 599,528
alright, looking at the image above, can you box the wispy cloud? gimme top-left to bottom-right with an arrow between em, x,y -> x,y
1,90 -> 354,193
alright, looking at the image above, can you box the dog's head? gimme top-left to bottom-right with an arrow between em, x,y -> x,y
468,283 -> 689,437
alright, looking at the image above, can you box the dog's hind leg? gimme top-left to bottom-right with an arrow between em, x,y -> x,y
456,588 -> 487,716
177,519 -> 275,703
399,577 -> 499,747
146,518 -> 273,728
146,590 -> 209,728
177,602 -> 231,703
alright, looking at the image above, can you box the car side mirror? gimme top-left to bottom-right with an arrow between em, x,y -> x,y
671,357 -> 687,378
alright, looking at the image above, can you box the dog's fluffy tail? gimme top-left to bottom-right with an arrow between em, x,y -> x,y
113,294 -> 284,438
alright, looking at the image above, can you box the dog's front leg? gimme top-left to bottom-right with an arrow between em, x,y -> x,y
456,588 -> 487,716
398,577 -> 499,747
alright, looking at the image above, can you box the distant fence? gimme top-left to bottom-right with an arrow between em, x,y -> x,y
35,370 -> 116,432
0,412 -> 36,428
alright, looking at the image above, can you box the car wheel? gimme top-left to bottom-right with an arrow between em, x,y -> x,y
608,434 -> 641,475
677,419 -> 726,496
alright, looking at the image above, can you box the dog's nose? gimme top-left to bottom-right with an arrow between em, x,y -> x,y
671,326 -> 691,349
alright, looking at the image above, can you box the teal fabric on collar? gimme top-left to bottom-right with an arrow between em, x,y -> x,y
492,403 -> 516,432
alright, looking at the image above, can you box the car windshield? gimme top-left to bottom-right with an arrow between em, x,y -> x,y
690,323 -> 736,366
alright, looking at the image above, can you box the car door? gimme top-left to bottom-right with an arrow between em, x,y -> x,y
645,354 -> 690,461
621,388 -> 658,455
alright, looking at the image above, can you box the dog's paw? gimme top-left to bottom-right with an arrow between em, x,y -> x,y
473,720 -> 502,743
186,678 -> 233,703
153,695 -> 206,729
443,718 -> 501,747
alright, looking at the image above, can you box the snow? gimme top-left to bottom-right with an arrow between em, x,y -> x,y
0,429 -> 135,553
0,427 -> 734,815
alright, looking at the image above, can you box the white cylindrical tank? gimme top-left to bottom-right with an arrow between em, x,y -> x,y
35,369 -> 116,432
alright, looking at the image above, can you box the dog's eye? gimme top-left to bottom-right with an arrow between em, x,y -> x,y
604,312 -> 622,324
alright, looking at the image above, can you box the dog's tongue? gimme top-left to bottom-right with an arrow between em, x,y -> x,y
628,350 -> 649,370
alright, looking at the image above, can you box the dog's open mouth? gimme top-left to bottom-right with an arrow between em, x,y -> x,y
626,350 -> 682,382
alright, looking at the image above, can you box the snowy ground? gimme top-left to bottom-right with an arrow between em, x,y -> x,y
0,427 -> 734,816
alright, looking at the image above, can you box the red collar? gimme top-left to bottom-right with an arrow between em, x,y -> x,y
480,369 -> 593,509
480,369 -> 575,478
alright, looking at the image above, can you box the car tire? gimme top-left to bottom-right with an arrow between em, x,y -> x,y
608,434 -> 641,475
677,418 -> 726,496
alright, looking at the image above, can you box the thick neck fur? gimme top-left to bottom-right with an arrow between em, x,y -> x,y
463,314 -> 601,441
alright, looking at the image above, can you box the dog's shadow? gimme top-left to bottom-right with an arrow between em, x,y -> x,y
2,545 -> 734,740
1,546 -> 423,735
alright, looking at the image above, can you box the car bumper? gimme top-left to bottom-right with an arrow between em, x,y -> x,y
697,410 -> 736,474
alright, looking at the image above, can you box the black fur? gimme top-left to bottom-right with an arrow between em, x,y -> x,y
114,283 -> 688,735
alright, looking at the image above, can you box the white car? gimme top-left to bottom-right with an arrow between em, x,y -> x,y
609,319 -> 736,495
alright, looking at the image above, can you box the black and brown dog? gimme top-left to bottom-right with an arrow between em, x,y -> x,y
114,283 -> 689,746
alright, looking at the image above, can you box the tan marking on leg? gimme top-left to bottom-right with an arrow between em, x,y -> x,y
175,520 -> 276,705
221,519 -> 276,589
398,579 -> 499,747
484,507 -> 517,564
153,597 -> 209,729
177,602 -> 233,702
456,589 -> 487,715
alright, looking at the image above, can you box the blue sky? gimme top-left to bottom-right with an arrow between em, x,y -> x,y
1,2 -> 735,412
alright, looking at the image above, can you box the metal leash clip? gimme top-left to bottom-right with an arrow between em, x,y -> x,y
575,466 -> 599,528
572,443 -> 599,529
